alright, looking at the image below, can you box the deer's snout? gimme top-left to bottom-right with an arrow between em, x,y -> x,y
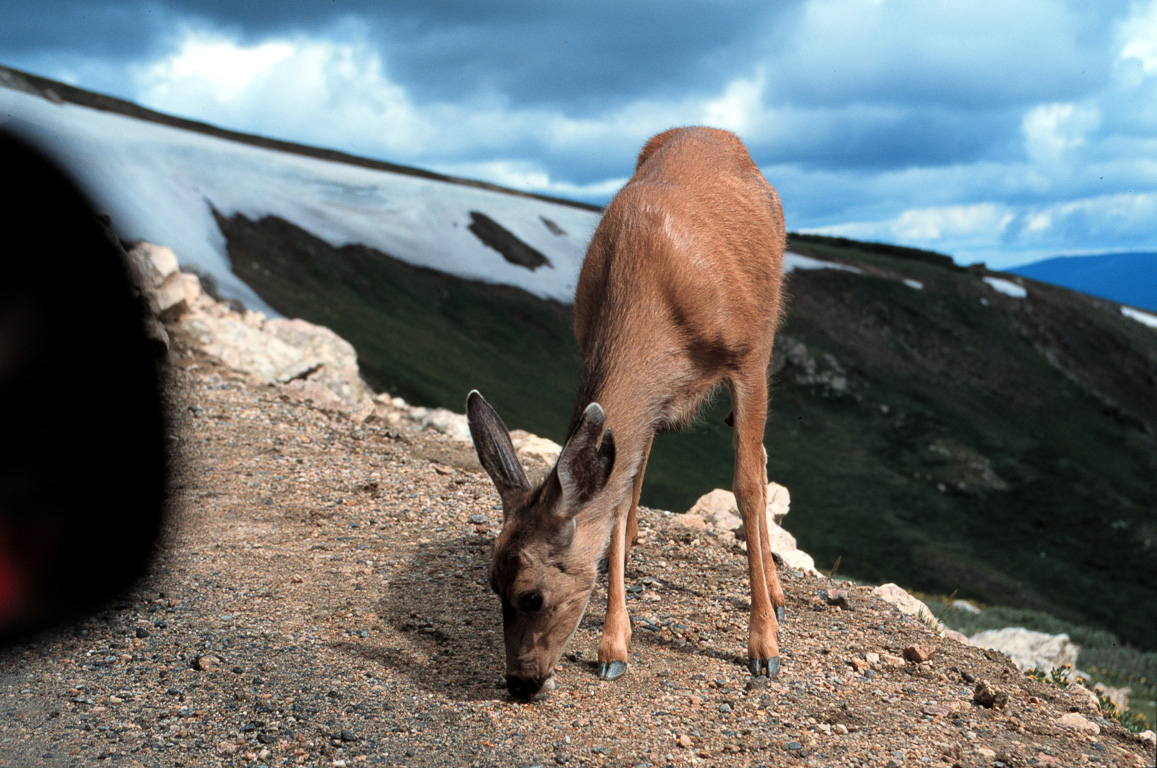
506,672 -> 556,700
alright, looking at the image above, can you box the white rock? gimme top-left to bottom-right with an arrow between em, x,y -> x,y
968,628 -> 1079,672
127,242 -> 179,288
871,583 -> 940,629
949,599 -> 981,615
1053,712 -> 1099,735
423,408 -> 472,443
779,549 -> 820,577
264,317 -> 373,402
766,481 -> 790,524
180,313 -> 315,384
510,432 -> 563,466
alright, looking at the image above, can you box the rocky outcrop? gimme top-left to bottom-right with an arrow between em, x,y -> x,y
679,484 -> 820,576
125,242 -> 379,422
872,583 -> 942,630
968,627 -> 1080,673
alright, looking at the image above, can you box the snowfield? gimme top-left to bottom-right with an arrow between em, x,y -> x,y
2,88 -> 598,312
3,85 -> 873,313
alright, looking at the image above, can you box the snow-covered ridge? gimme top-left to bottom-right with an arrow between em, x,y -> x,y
1,87 -> 599,312
3,83 -> 879,314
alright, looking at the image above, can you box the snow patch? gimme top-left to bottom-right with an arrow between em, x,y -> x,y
784,252 -> 863,274
1121,305 -> 1157,329
982,276 -> 1027,298
0,87 -> 599,312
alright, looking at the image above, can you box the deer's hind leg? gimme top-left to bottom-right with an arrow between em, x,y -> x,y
728,369 -> 784,677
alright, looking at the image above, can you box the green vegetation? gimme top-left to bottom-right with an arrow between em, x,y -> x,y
923,596 -> 1157,729
223,212 -> 1157,652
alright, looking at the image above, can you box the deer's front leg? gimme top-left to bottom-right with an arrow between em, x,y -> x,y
597,501 -> 632,680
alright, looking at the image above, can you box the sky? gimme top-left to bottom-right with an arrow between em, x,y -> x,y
3,0 -> 1156,269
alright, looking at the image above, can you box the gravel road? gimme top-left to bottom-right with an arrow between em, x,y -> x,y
1,339 -> 1152,767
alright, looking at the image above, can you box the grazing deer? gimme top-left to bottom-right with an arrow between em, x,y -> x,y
467,126 -> 786,699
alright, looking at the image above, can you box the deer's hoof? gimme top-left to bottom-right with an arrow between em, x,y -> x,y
748,656 -> 781,678
597,661 -> 627,680
776,605 -> 786,624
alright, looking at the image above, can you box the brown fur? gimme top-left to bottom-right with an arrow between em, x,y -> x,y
468,126 -> 787,699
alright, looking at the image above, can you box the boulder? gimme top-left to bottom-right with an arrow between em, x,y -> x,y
871,583 -> 940,629
180,312 -> 316,384
968,628 -> 1079,673
686,484 -> 792,540
683,486 -> 818,576
423,408 -> 472,443
686,489 -> 743,538
264,317 -> 373,402
510,431 -> 563,466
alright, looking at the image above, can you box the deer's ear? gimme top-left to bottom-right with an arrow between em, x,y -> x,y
467,391 -> 530,509
556,402 -> 615,515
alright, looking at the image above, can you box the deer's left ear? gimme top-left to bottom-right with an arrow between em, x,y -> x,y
466,390 -> 531,511
556,402 -> 615,516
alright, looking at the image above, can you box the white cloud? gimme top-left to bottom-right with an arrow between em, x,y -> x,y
1119,0 -> 1157,74
1022,102 -> 1101,165
142,35 -> 294,102
813,202 -> 1014,244
700,68 -> 767,137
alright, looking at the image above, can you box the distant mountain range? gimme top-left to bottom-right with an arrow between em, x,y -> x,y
1008,252 -> 1157,313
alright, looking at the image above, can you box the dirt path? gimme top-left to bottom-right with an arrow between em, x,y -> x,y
0,342 -> 1152,767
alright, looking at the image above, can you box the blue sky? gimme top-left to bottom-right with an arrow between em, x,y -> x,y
3,1 -> 1156,268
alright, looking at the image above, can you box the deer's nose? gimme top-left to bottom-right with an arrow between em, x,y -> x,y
506,673 -> 555,700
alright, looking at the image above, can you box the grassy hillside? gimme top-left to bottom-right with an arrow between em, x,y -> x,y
222,215 -> 1157,650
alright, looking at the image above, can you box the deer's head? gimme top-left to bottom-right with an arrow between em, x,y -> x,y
466,391 -> 616,700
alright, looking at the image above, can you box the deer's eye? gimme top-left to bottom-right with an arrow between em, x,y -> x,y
518,591 -> 544,613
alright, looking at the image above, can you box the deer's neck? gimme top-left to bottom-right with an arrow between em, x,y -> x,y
567,358 -> 661,509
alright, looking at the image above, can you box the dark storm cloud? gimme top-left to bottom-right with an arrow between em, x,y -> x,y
7,1 -> 801,113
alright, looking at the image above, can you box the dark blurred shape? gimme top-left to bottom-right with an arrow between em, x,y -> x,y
0,130 -> 167,642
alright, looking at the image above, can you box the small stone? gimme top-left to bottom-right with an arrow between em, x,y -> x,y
1066,683 -> 1101,713
291,574 -> 304,584
823,589 -> 852,610
848,658 -> 869,672
880,653 -> 906,667
718,703 -> 732,713
1053,712 -> 1099,735
972,680 -> 1008,709
468,514 -> 488,524
340,729 -> 359,742
676,734 -> 693,748
833,724 -> 848,735
903,645 -> 935,663
193,654 -> 222,672
865,652 -> 880,665
921,703 -> 950,718
134,627 -> 150,639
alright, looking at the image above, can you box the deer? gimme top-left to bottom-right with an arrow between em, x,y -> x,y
467,126 -> 787,700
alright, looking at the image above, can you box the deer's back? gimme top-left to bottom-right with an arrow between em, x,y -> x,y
574,127 -> 785,370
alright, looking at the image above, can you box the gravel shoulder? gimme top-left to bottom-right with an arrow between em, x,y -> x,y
1,336 -> 1153,768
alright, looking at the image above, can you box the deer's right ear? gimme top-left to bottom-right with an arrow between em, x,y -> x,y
556,402 -> 616,516
466,390 -> 531,508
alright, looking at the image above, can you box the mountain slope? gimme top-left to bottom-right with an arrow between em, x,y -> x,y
224,210 -> 1157,649
1009,252 -> 1157,313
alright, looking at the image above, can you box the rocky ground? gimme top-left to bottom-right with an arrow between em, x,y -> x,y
1,256 -> 1155,768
